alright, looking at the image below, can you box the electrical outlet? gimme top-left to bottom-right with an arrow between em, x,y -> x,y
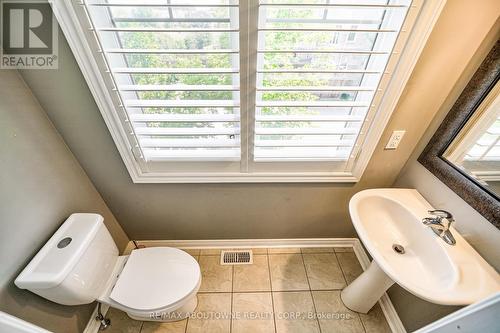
385,130 -> 406,150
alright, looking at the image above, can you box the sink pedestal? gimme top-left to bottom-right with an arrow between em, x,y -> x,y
341,261 -> 394,313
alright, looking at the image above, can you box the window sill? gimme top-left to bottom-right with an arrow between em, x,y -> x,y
128,171 -> 360,183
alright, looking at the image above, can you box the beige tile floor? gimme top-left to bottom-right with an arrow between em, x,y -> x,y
106,247 -> 392,333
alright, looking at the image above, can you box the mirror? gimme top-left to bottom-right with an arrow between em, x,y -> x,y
442,81 -> 500,198
419,41 -> 499,228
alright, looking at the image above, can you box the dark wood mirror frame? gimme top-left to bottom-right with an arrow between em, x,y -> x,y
419,40 -> 499,228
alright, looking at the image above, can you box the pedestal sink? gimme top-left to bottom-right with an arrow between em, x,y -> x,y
341,188 -> 500,314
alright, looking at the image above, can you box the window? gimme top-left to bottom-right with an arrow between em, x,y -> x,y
463,117 -> 500,163
444,82 -> 500,183
464,115 -> 500,183
52,0 -> 444,182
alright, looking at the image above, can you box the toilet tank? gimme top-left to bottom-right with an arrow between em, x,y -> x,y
15,213 -> 119,305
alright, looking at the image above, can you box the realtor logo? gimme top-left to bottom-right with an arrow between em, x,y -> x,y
1,0 -> 58,69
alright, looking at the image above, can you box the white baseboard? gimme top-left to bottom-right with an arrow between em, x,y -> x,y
83,303 -> 109,333
129,237 -> 358,251
106,238 -> 405,333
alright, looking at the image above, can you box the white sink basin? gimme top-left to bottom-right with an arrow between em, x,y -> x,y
341,188 -> 500,313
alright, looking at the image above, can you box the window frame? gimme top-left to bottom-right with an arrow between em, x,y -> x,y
51,0 -> 446,183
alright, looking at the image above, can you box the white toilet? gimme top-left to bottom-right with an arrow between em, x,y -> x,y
15,213 -> 201,322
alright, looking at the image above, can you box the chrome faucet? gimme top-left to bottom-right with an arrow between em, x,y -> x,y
422,209 -> 456,245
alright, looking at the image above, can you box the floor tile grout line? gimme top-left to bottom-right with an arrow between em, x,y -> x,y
230,264 -> 234,333
300,251 -> 322,333
197,288 -> 345,294
200,289 -> 348,295
335,250 -> 368,333
232,254 -> 271,293
266,253 -> 278,333
332,251 -> 348,289
268,253 -> 275,292
182,306 -> 189,333
300,247 -> 335,254
358,313 -> 368,333
184,255 -> 200,333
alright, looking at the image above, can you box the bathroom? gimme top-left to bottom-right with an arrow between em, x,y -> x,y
0,0 -> 499,332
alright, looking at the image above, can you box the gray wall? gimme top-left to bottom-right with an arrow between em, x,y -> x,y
0,70 -> 129,333
388,14 -> 500,332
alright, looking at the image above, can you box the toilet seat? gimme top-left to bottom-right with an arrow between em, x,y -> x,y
110,247 -> 201,312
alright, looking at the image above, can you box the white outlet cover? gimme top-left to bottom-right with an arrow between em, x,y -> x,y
385,130 -> 406,150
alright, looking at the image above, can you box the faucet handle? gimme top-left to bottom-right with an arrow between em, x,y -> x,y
428,210 -> 455,230
428,209 -> 453,220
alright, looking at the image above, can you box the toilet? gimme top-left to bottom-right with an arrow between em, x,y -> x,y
14,213 -> 201,322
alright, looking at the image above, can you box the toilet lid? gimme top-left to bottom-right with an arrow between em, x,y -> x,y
110,247 -> 201,311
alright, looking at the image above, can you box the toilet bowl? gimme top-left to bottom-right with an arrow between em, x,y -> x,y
99,247 -> 201,321
14,214 -> 201,322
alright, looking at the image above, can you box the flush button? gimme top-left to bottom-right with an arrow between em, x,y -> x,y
57,237 -> 72,249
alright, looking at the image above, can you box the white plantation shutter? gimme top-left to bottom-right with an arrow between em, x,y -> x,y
55,0 -> 433,181
254,0 -> 412,161
464,116 -> 500,162
83,0 -> 241,162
